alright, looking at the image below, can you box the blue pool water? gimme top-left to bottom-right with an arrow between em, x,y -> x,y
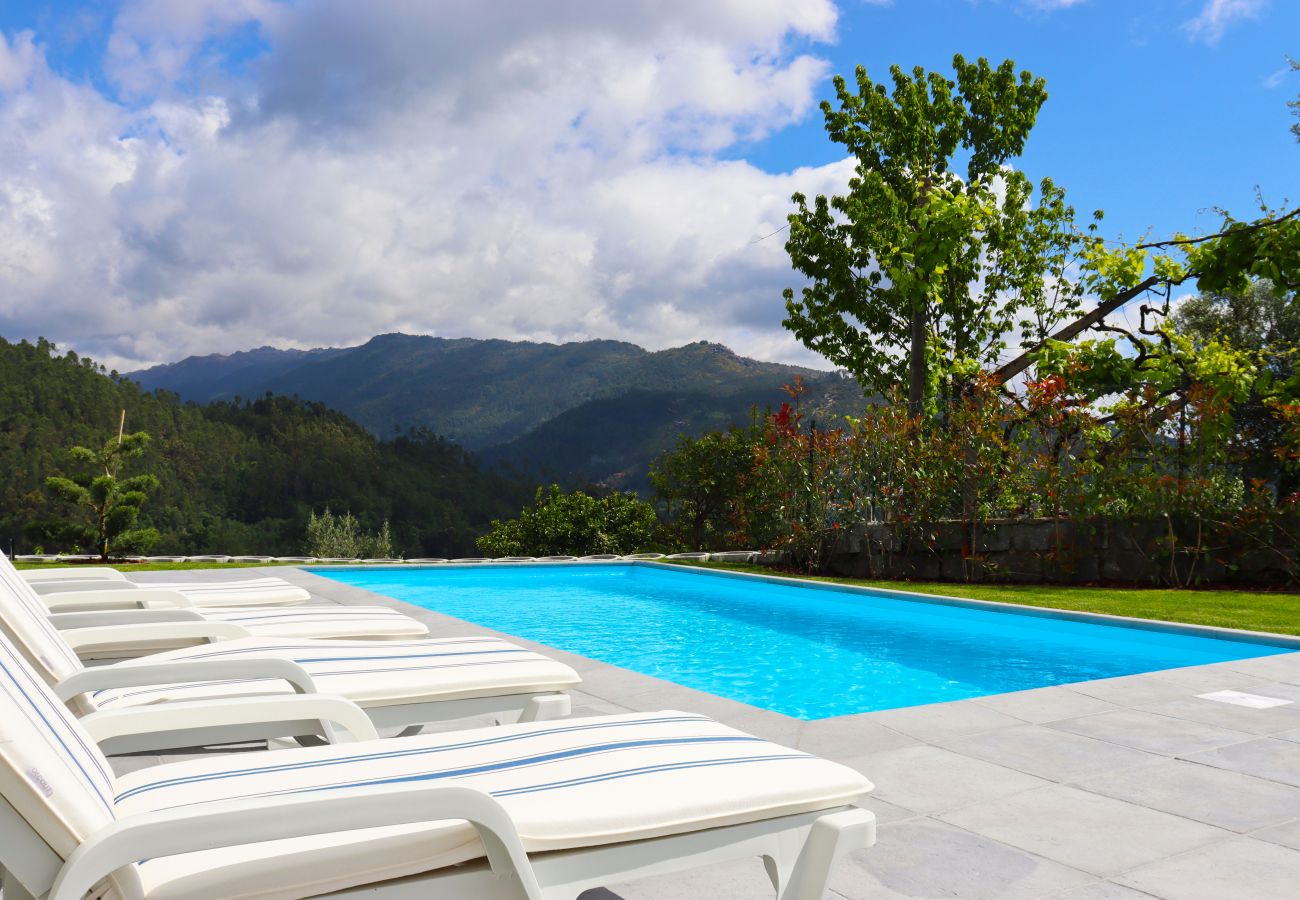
312,564 -> 1295,719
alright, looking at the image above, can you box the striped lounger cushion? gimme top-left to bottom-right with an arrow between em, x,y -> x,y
85,636 -> 582,711
137,578 -> 311,607
114,710 -> 872,899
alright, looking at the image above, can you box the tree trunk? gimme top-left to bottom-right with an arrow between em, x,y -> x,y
908,303 -> 926,416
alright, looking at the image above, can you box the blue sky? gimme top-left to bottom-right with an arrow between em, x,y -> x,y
0,1 -> 1295,369
749,0 -> 1299,242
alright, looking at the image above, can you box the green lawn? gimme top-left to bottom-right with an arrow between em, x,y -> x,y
663,560 -> 1300,637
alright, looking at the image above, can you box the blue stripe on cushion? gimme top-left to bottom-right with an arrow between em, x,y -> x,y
124,735 -> 774,811
491,753 -> 813,797
114,714 -> 713,802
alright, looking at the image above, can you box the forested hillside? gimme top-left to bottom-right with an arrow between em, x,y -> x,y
132,333 -> 865,489
1,337 -> 529,557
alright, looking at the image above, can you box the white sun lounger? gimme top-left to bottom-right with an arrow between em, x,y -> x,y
28,573 -> 313,607
0,625 -> 875,900
1,553 -> 429,647
0,562 -> 580,752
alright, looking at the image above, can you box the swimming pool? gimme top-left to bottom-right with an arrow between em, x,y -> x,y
311,563 -> 1296,719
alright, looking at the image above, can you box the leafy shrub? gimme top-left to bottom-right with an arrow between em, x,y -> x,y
305,508 -> 394,558
34,430 -> 160,560
477,485 -> 658,556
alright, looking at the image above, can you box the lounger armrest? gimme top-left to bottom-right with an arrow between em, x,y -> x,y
58,621 -> 251,654
79,693 -> 378,747
51,784 -> 541,900
40,588 -> 194,612
54,656 -> 319,702
20,566 -> 127,583
47,609 -> 207,630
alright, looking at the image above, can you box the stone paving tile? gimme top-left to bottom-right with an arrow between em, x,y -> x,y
1247,680 -> 1300,701
837,744 -> 1049,815
857,795 -> 918,827
1182,737 -> 1300,787
829,819 -> 1093,900
1251,818 -> 1300,851
969,684 -> 1120,724
1047,708 -> 1257,756
1219,652 -> 1300,684
938,784 -> 1230,876
1063,663 -> 1275,709
1115,836 -> 1300,900
794,714 -> 919,759
1073,758 -> 1300,831
1138,694 -> 1300,736
615,681 -> 779,721
938,724 -> 1159,783
1043,883 -> 1159,899
863,698 -> 1025,742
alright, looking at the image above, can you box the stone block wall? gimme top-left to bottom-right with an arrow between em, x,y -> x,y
825,517 -> 1299,587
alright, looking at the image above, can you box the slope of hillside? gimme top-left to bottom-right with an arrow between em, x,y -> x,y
131,333 -> 868,489
133,345 -> 345,402
2,337 -> 527,556
483,377 -> 865,494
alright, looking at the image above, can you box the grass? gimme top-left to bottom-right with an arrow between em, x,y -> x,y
663,559 -> 1300,637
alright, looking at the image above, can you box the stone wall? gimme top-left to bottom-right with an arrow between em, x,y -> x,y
825,517 -> 1300,587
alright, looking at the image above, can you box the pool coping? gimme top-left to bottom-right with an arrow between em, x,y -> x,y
307,558 -> 1300,650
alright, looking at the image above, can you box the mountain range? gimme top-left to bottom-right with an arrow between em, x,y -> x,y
131,334 -> 866,492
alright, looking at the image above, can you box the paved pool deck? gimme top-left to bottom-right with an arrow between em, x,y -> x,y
122,567 -> 1300,900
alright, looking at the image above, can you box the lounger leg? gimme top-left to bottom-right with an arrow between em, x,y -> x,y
520,693 -> 571,722
764,809 -> 875,900
497,693 -> 572,725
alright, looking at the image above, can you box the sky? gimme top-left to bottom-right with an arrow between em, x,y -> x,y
0,0 -> 1296,372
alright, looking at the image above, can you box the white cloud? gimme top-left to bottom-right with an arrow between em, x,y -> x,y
1021,0 -> 1089,10
0,1 -> 851,371
1182,0 -> 1268,45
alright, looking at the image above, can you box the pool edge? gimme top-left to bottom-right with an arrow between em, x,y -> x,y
634,561 -> 1300,651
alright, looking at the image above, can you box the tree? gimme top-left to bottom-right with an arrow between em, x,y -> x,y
42,431 -> 160,560
305,508 -> 394,559
650,424 -> 762,550
476,485 -> 658,557
1173,279 -> 1300,492
1288,56 -> 1298,142
783,55 -> 1083,413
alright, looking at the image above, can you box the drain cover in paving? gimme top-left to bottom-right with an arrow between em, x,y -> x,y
1195,690 -> 1293,709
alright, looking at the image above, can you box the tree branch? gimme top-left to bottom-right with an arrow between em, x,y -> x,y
1134,206 -> 1300,250
992,275 -> 1162,384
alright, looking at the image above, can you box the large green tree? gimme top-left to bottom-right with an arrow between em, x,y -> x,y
783,55 -> 1083,413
